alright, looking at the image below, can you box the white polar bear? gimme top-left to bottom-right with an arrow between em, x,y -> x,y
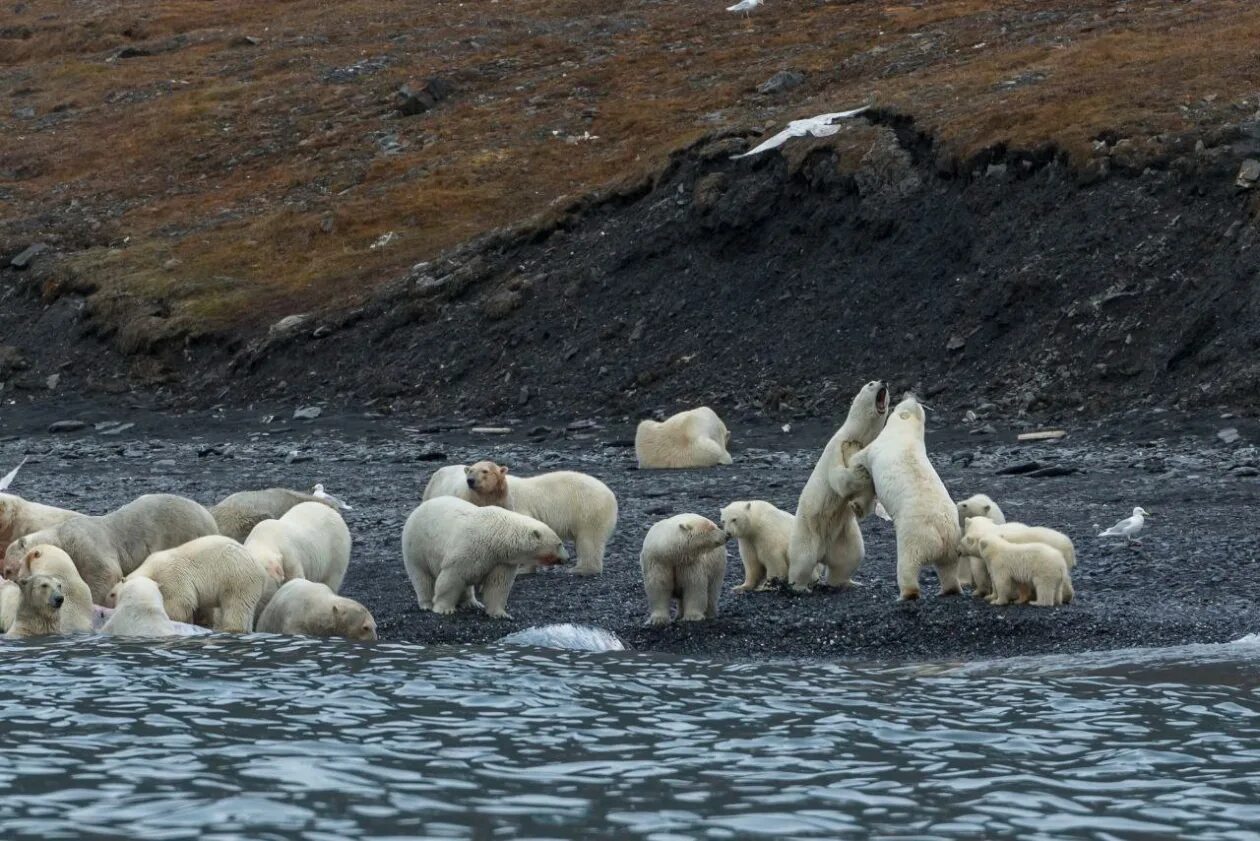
257,579 -> 377,641
640,513 -> 728,625
787,380 -> 890,590
14,545 -> 94,633
244,501 -> 352,592
846,394 -> 961,600
100,577 -> 177,637
955,494 -> 1007,596
0,579 -> 19,633
209,488 -> 327,542
4,493 -> 218,603
975,534 -> 1074,606
6,574 -> 64,638
421,465 -> 473,502
459,462 -> 618,575
635,407 -> 733,469
402,496 -> 567,619
961,516 -> 1077,604
0,493 -> 79,549
115,535 -> 269,633
719,500 -> 794,591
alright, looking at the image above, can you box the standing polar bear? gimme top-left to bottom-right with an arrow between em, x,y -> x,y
0,493 -> 79,549
100,577 -> 178,637
257,579 -> 377,641
117,535 -> 270,633
720,500 -> 794,591
14,545 -> 94,633
961,515 -> 1077,604
4,493 -> 218,602
635,407 -> 733,469
244,501 -> 352,592
402,496 -> 568,619
845,394 -> 961,600
641,513 -> 728,625
974,534 -> 1074,607
788,380 -> 890,590
955,494 -> 1007,596
209,488 -> 328,542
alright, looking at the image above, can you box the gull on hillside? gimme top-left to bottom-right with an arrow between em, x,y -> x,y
727,0 -> 763,16
0,457 -> 27,492
731,107 -> 871,159
312,483 -> 353,511
1098,507 -> 1150,542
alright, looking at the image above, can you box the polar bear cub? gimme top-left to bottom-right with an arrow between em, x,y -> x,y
956,494 -> 1007,596
636,407 -> 733,469
641,513 -> 728,625
976,534 -> 1074,606
244,501 -> 352,592
6,574 -> 65,638
460,462 -> 618,575
788,380 -> 889,590
100,577 -> 177,637
118,535 -> 269,633
15,545 -> 94,633
720,500 -> 794,591
402,496 -> 568,619
257,579 -> 377,641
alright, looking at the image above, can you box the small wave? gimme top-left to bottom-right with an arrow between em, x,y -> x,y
497,623 -> 626,652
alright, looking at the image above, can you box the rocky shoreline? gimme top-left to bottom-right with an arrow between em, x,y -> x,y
2,398 -> 1256,660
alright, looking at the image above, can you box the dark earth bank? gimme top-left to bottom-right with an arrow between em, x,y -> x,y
2,398 -> 1257,661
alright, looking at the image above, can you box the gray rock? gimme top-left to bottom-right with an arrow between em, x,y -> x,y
95,422 -> 135,436
285,450 -> 313,464
293,406 -> 322,420
567,419 -> 599,431
8,242 -> 47,270
985,163 -> 1008,178
269,314 -> 310,338
395,77 -> 454,116
48,420 -> 86,434
1231,466 -> 1259,478
1237,159 -> 1260,188
757,70 -> 805,96
1219,427 -> 1241,444
45,374 -> 59,391
969,424 -> 997,436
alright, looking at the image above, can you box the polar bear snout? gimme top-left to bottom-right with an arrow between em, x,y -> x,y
50,591 -> 64,609
535,544 -> 570,566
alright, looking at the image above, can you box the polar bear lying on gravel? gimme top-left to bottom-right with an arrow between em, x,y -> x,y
641,513 -> 728,625
720,500 -> 794,591
402,496 -> 568,619
635,407 -> 733,469
244,501 -> 352,591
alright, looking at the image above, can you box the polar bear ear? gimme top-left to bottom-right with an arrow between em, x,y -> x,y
499,466 -> 509,476
978,538 -> 990,551
678,522 -> 693,533
331,603 -> 342,617
26,548 -> 41,561
745,502 -> 752,510
532,528 -> 542,539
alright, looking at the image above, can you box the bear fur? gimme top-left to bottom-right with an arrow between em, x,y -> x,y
976,534 -> 1074,607
961,516 -> 1077,604
100,577 -> 177,637
209,488 -> 327,542
955,494 -> 1007,596
243,501 -> 352,592
4,493 -> 218,603
640,513 -> 728,625
635,407 -> 733,469
402,496 -> 568,619
847,394 -> 961,600
15,545 -> 93,633
117,535 -> 268,633
422,465 -> 473,503
787,380 -> 890,590
0,493 -> 79,552
720,500 -> 795,591
257,579 -> 378,641
460,462 -> 618,575
0,579 -> 19,633
6,574 -> 64,638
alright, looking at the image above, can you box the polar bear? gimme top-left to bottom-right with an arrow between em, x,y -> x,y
787,380 -> 890,590
243,501 -> 352,591
14,545 -> 93,633
961,516 -> 1076,603
257,579 -> 377,641
460,462 -> 618,575
0,579 -> 19,633
402,496 -> 567,619
209,488 -> 327,541
640,513 -> 728,625
4,493 -> 218,603
845,394 -> 961,600
635,407 -> 733,469
975,534 -> 1074,607
6,574 -> 64,638
0,493 -> 79,548
100,577 -> 177,637
117,535 -> 269,632
955,494 -> 1007,596
720,500 -> 794,591
422,465 -> 473,502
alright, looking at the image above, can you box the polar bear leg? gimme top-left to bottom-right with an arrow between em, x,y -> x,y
680,569 -> 709,622
644,567 -> 673,626
969,555 -> 992,598
734,539 -> 764,592
989,569 -> 1013,605
409,565 -> 435,610
1060,575 -> 1074,605
823,534 -> 862,588
895,533 -> 923,600
573,532 -> 606,577
431,569 -> 465,615
706,566 -> 722,619
480,565 -> 517,619
1032,575 -> 1057,607
218,595 -> 258,633
936,557 -> 963,596
956,560 -> 974,587
787,527 -> 823,592
458,585 -> 482,609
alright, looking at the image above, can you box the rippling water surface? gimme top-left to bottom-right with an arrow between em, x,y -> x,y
2,635 -> 1260,839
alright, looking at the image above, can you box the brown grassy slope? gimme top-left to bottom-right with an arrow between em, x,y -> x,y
2,0 -> 1258,333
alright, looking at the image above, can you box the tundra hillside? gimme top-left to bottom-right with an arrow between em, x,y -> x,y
2,0 -> 1259,419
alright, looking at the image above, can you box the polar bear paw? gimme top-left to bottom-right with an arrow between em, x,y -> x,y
646,613 -> 671,627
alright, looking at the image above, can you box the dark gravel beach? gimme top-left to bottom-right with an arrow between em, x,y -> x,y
2,398 -> 1256,661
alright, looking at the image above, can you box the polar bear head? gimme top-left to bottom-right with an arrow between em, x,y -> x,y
846,380 -> 890,437
675,514 -> 728,553
331,598 -> 378,642
957,494 -> 1002,527
887,393 -> 927,434
2,536 -> 32,580
114,576 -> 166,611
718,501 -> 756,539
465,461 -> 509,499
20,573 -> 64,613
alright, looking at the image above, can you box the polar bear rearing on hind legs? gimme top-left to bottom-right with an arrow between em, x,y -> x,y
787,380 -> 890,590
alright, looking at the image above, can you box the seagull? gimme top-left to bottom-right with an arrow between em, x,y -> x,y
1098,507 -> 1150,542
726,0 -> 762,17
0,457 -> 27,492
731,107 -> 870,159
312,483 -> 352,511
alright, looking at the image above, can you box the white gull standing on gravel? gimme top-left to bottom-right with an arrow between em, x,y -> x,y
731,107 -> 870,159
312,483 -> 352,511
1098,507 -> 1150,541
726,0 -> 763,17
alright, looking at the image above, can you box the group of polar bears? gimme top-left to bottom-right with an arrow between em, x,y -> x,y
0,487 -> 376,641
410,382 -> 1076,626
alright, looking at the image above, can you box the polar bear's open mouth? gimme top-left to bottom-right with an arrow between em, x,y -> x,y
876,386 -> 889,414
